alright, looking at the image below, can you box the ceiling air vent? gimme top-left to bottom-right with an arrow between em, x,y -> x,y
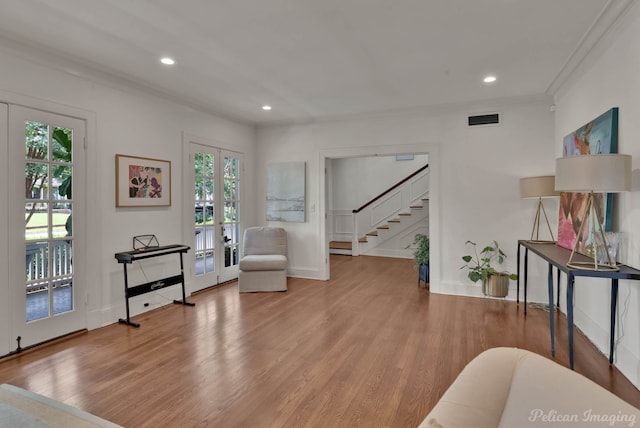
468,113 -> 500,126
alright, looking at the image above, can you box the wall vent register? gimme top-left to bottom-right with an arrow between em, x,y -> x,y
468,113 -> 500,126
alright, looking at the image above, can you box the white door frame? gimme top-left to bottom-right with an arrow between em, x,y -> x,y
8,105 -> 88,349
318,144 -> 439,286
182,133 -> 243,293
0,91 -> 96,356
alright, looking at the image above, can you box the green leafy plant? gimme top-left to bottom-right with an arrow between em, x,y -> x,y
411,233 -> 429,267
460,240 -> 517,283
52,128 -> 73,236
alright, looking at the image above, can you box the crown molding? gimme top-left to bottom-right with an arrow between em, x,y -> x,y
546,0 -> 638,96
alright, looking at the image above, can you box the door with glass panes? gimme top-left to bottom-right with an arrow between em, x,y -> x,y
8,105 -> 86,348
189,143 -> 242,291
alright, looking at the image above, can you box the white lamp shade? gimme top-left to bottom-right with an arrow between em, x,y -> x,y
520,176 -> 560,199
555,154 -> 632,193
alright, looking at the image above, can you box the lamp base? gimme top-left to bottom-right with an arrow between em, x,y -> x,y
565,192 -> 618,272
529,198 -> 556,243
566,261 -> 619,272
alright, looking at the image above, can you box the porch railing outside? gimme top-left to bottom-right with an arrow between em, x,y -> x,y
26,241 -> 72,293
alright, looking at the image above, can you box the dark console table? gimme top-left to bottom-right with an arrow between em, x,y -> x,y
114,244 -> 195,328
516,240 -> 640,369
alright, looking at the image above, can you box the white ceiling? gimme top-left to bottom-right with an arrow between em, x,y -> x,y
0,0 -> 631,124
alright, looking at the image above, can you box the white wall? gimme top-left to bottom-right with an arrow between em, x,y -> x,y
0,41 -> 255,353
553,2 -> 640,388
256,97 -> 557,297
331,154 -> 428,210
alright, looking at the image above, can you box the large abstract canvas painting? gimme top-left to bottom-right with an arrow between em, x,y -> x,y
266,162 -> 305,222
557,108 -> 618,255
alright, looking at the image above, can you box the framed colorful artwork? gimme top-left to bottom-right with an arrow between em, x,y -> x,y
557,108 -> 618,255
116,154 -> 171,207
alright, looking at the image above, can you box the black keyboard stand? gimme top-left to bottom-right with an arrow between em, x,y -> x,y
114,244 -> 195,328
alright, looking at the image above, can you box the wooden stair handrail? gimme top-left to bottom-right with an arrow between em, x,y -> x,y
352,164 -> 429,214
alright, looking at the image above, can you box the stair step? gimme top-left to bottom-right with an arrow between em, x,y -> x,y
376,224 -> 390,230
410,205 -> 423,209
329,248 -> 353,256
358,237 -> 368,243
422,198 -> 429,201
366,231 -> 378,237
398,212 -> 411,216
329,241 -> 352,250
388,218 -> 401,223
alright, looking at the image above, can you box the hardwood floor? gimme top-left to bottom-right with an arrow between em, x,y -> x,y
1,255 -> 639,427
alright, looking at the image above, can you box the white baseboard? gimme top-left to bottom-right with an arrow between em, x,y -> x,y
87,308 -> 114,330
572,306 -> 640,390
612,341 -> 640,390
287,267 -> 321,280
430,280 -> 519,302
362,248 -> 412,259
88,287 -> 186,329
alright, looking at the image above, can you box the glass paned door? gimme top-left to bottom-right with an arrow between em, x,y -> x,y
221,152 -> 240,279
25,121 -> 75,321
194,152 -> 215,277
9,106 -> 86,348
188,143 -> 242,292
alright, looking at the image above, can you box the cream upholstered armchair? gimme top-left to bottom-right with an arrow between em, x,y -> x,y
238,227 -> 288,292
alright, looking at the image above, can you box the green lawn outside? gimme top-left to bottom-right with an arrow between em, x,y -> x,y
25,212 -> 70,239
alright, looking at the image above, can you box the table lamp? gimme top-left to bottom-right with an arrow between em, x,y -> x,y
520,175 -> 560,243
555,153 -> 632,271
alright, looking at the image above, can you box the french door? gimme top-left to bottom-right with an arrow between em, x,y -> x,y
8,105 -> 86,348
186,141 -> 242,292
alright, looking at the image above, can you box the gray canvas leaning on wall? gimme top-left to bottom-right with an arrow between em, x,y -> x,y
266,162 -> 305,222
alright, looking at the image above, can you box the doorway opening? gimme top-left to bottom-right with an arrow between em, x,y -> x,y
319,145 -> 438,283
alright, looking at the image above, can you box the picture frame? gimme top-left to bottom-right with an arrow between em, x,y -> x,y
116,154 -> 171,207
557,107 -> 618,255
266,162 -> 305,222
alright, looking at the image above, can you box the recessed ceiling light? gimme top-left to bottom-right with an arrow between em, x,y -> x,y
262,105 -> 272,111
160,57 -> 175,65
483,75 -> 497,83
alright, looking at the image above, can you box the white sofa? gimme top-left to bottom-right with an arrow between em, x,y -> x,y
420,347 -> 640,428
238,227 -> 288,292
0,384 -> 121,427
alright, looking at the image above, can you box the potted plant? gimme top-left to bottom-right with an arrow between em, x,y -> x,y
460,240 -> 517,297
411,233 -> 430,287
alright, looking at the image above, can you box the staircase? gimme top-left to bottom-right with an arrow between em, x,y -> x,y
328,240 -> 353,255
329,165 -> 429,257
